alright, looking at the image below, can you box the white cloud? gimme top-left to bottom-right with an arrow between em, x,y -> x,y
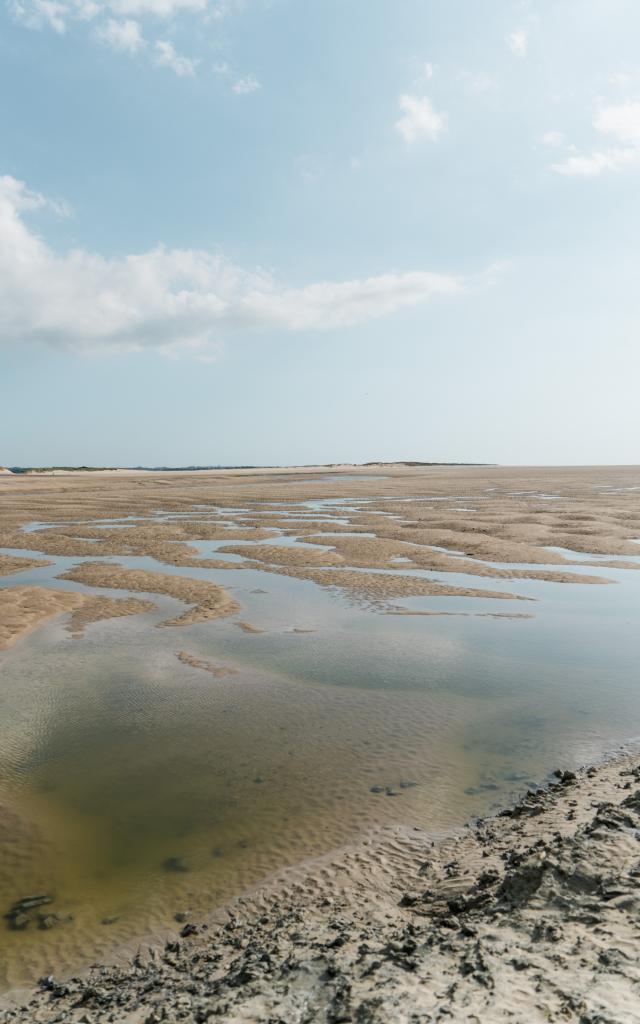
395,94 -> 446,144
75,0 -> 100,18
594,99 -> 640,144
506,29 -> 528,57
9,0 -> 69,32
95,17 -> 144,51
551,147 -> 640,177
464,70 -> 496,95
295,154 -> 324,183
0,175 -> 465,358
0,174 -> 71,217
232,74 -> 260,94
551,100 -> 640,177
10,0 -> 206,27
110,0 -> 206,16
214,62 -> 260,94
154,39 -> 198,76
9,0 -> 257,81
253,272 -> 462,331
9,0 -> 208,78
1,175 -> 50,211
540,130 -> 564,147
609,72 -> 632,88
209,0 -> 245,17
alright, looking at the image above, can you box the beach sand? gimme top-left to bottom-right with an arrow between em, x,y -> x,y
0,587 -> 158,650
2,751 -> 640,1022
1,465 -> 638,596
65,596 -> 157,639
0,587 -> 87,651
1,464 -> 639,1019
0,555 -> 52,578
58,562 -> 241,627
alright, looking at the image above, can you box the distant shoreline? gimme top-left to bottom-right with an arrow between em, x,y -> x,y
4,461 -> 494,475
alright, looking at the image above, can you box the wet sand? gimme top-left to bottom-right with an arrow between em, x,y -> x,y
0,587 -> 86,651
0,464 -> 639,1016
58,562 -> 241,626
3,750 -> 640,1022
0,555 -> 52,578
175,649 -> 239,678
241,562 -> 532,603
0,587 -> 159,651
1,465 -> 639,611
66,596 -> 157,639
0,653 -> 481,992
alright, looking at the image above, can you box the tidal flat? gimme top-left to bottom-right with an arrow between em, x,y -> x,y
0,464 -> 639,1008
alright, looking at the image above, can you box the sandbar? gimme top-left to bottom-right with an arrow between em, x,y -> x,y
58,562 -> 241,627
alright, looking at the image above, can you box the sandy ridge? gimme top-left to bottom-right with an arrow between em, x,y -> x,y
0,587 -> 87,651
242,562 -> 532,603
0,554 -> 52,578
58,562 -> 241,627
0,587 -> 159,650
66,596 -> 157,639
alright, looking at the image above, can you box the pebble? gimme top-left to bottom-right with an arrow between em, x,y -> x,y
162,856 -> 190,873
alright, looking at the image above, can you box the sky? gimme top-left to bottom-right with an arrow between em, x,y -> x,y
1,0 -> 639,467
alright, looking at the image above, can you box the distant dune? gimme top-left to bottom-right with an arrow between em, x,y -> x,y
3,461 -> 491,476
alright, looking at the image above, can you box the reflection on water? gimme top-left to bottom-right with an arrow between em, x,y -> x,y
0,501 -> 640,988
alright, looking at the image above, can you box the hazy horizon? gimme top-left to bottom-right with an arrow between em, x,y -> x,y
4,459 -> 640,470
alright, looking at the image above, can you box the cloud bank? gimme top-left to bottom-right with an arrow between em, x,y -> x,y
0,175 -> 464,358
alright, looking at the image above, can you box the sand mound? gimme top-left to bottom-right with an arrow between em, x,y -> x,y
0,587 -> 159,649
0,586 -> 86,650
59,562 -> 241,626
66,595 -> 157,638
0,554 -> 52,578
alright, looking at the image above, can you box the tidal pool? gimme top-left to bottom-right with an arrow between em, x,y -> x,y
0,503 -> 639,988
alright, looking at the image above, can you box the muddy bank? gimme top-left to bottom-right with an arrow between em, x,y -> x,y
3,751 -> 640,1022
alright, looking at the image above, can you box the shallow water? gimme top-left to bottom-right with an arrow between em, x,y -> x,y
1,500 -> 640,987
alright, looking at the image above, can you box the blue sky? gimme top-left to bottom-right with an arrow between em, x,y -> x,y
1,0 -> 639,466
